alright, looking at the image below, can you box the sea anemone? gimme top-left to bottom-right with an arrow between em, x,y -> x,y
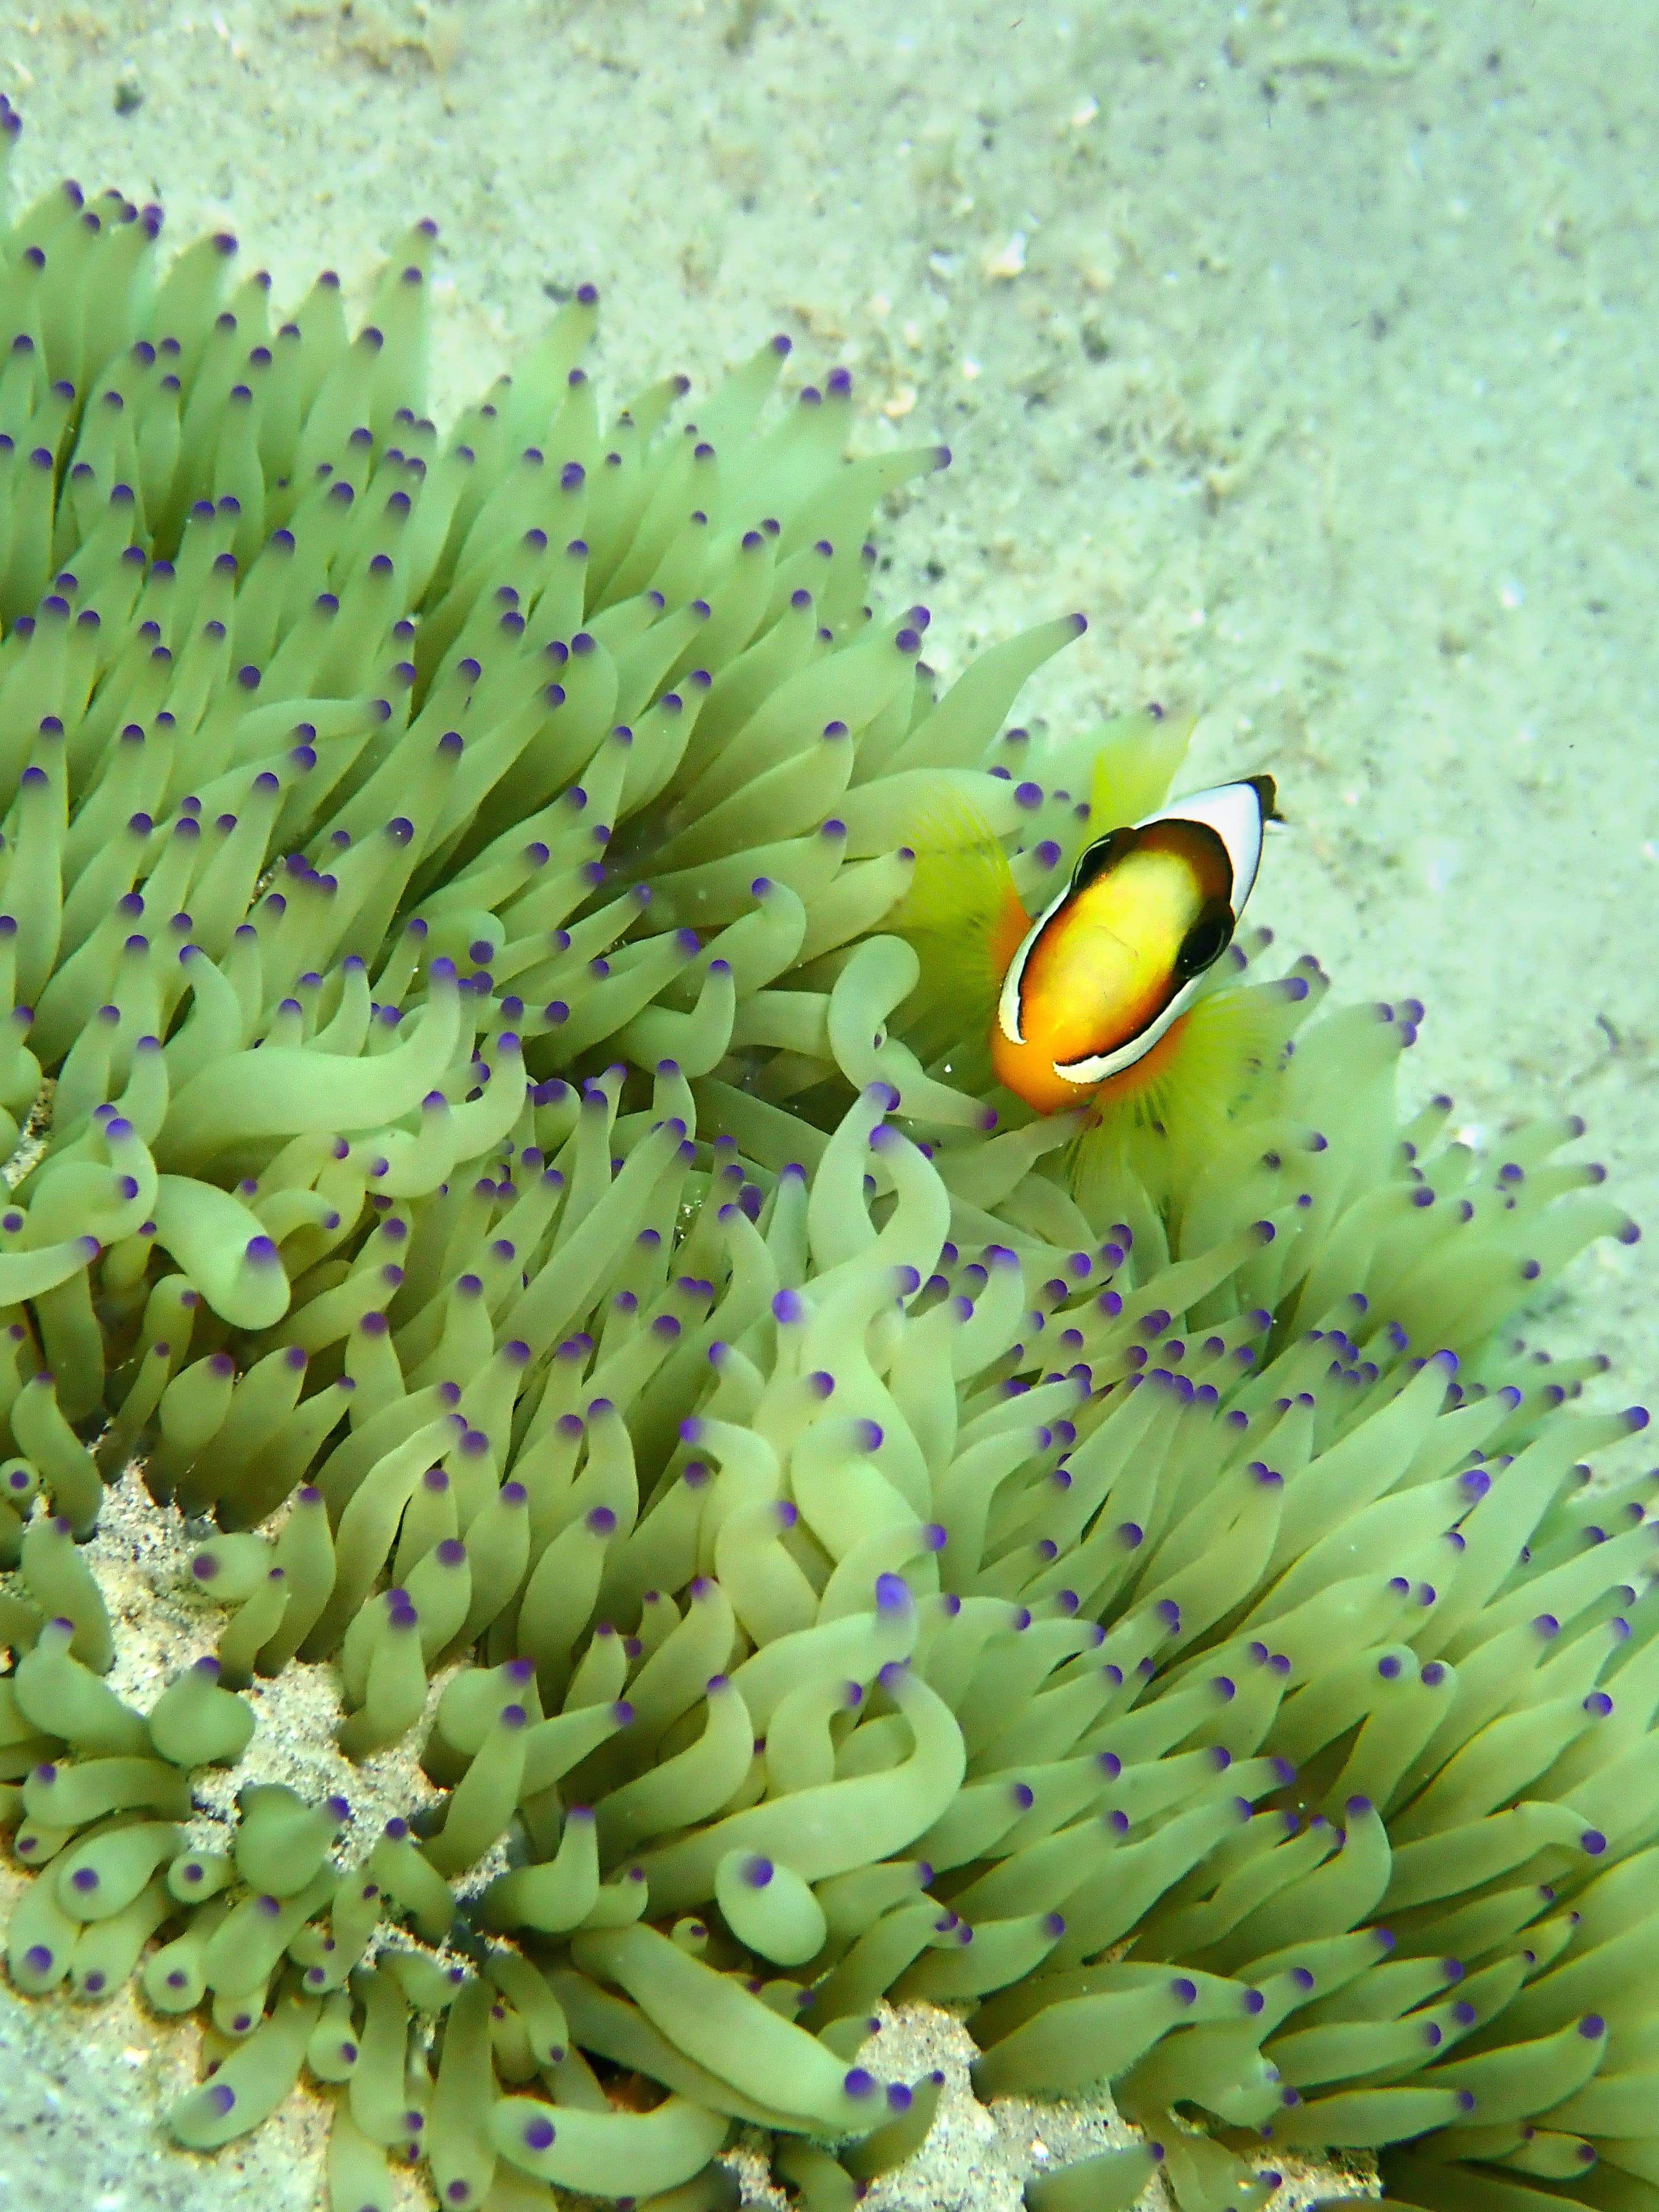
0,100 -> 1651,2212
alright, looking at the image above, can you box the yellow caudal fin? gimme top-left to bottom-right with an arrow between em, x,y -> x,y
1088,706 -> 1197,834
892,787 -> 1031,1068
1070,959 -> 1316,1223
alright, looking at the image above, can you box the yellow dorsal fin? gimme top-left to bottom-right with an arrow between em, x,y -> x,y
1087,707 -> 1197,834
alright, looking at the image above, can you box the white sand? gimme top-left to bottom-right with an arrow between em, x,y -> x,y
0,1 -> 1651,2204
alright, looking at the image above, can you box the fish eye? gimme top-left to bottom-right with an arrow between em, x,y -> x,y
1071,824 -> 1138,895
1176,899 -> 1235,978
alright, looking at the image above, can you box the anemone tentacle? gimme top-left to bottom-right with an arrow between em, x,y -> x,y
0,110 -> 1650,2212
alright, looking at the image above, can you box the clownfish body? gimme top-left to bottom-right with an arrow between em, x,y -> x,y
992,776 -> 1275,1114
894,754 -> 1281,1161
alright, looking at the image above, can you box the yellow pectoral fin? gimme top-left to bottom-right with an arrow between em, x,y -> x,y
1070,971 -> 1303,1204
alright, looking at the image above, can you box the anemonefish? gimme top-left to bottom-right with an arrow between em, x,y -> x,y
895,765 -> 1279,1145
992,775 -> 1276,1115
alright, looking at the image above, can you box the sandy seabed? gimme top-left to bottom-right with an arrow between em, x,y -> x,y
0,2 -> 1652,2205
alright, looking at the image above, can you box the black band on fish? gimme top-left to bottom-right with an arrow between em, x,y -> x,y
1175,896 -> 1237,980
